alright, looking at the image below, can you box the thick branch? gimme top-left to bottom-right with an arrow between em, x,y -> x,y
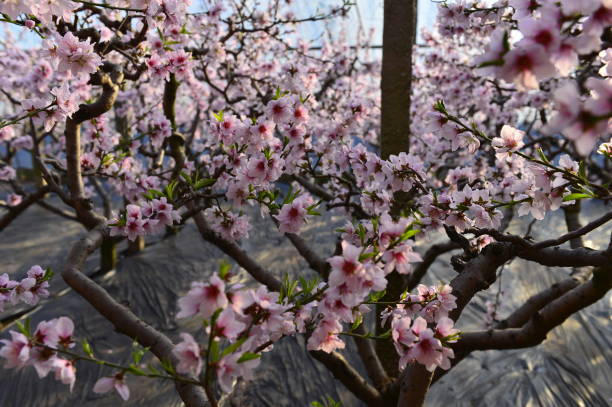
0,186 -> 50,231
395,363 -> 433,407
62,227 -> 207,406
561,201 -> 584,249
285,232 -> 329,277
405,241 -> 460,291
72,69 -> 123,124
533,209 -> 612,249
497,270 -> 590,329
353,325 -> 391,392
310,350 -> 383,406
517,246 -> 611,268
455,271 -> 612,351
191,211 -> 281,291
36,201 -> 79,222
449,243 -> 514,320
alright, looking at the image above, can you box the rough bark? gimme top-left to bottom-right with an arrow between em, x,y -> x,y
377,0 -> 418,379
380,0 -> 417,159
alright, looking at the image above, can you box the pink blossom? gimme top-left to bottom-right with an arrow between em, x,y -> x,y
275,195 -> 312,234
265,98 -> 292,124
214,308 -> 246,342
0,331 -> 31,369
173,333 -> 202,376
499,44 -> 557,91
7,193 -> 22,207
327,242 -> 365,289
53,359 -> 76,391
492,125 -> 525,160
55,32 -> 102,78
51,83 -> 79,118
177,274 -> 228,319
93,373 -> 130,401
307,317 -> 345,353
408,317 -> 444,371
382,242 -> 423,275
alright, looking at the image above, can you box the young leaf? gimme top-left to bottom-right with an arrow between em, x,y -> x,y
221,337 -> 247,357
237,352 -> 261,363
82,339 -> 94,358
562,192 -> 592,202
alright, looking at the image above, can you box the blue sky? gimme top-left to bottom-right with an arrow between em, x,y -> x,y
1,1 -> 438,48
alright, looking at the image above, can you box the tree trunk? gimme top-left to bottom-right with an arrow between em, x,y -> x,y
376,0 -> 418,380
380,0 -> 417,159
126,235 -> 145,255
100,236 -> 117,272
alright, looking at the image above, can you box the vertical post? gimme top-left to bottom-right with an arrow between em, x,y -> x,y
100,236 -> 117,272
380,0 -> 417,159
377,0 -> 419,379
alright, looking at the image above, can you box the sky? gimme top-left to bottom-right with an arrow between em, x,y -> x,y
0,0 -> 438,48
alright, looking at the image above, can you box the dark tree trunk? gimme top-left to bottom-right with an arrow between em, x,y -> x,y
380,0 -> 417,159
376,0 -> 419,381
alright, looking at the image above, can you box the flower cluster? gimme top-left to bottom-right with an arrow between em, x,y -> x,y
0,317 -> 76,389
174,272 -> 314,392
439,0 -> 612,155
109,198 -> 181,241
307,230 -> 423,354
47,32 -> 102,78
388,284 -> 458,371
0,266 -> 51,311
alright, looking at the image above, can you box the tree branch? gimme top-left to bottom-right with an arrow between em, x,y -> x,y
310,350 -> 384,406
455,271 -> 612,351
404,241 -> 460,292
0,186 -> 51,231
285,232 -> 329,277
517,246 -> 611,268
353,325 -> 391,392
532,209 -> 612,250
62,227 -> 207,406
191,210 -> 281,291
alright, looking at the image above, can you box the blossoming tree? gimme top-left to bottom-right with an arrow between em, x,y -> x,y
0,0 -> 611,406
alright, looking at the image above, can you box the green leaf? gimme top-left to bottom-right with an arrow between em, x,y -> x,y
16,319 -> 30,337
82,339 -> 94,358
194,178 -> 216,189
578,160 -> 587,181
221,337 -> 247,357
400,228 -> 420,241
273,87 -> 282,100
562,193 -> 592,202
378,329 -> 392,339
433,100 -> 446,113
42,267 -> 54,282
147,188 -> 164,197
476,58 -> 504,68
368,289 -> 386,302
160,358 -> 176,375
536,147 -> 550,164
208,339 -> 220,363
180,171 -> 192,184
128,364 -> 146,376
147,363 -> 161,375
213,110 -> 224,122
218,260 -> 232,279
350,314 -> 363,331
132,343 -> 148,364
358,251 -> 376,262
237,352 -> 261,363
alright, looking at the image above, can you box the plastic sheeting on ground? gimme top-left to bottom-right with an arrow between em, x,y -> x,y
0,201 -> 609,406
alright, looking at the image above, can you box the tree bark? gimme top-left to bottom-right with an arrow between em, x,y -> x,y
380,0 -> 417,159
377,0 -> 418,379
